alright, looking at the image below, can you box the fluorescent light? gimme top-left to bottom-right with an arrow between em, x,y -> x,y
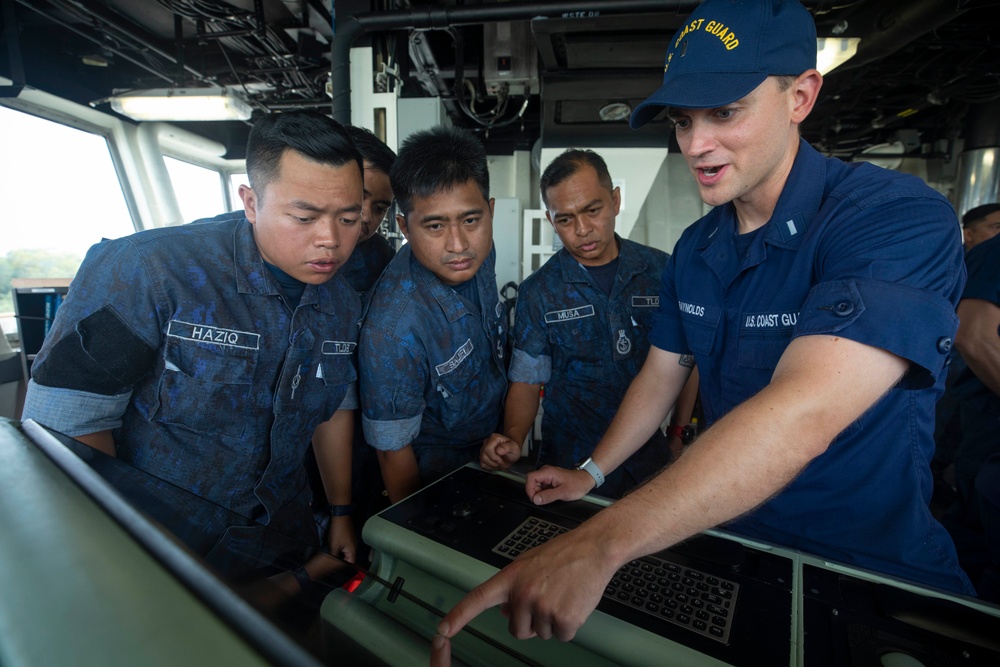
816,37 -> 861,76
109,87 -> 252,121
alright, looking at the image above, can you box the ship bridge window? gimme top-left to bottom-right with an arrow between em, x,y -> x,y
164,156 -> 228,225
0,105 -> 134,343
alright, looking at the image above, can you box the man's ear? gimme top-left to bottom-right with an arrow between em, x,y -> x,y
790,69 -> 823,124
239,184 -> 258,224
611,186 -> 622,216
396,212 -> 410,240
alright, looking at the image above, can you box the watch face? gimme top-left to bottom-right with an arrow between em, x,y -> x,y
575,457 -> 590,469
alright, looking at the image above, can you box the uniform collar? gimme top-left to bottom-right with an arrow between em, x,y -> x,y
235,217 -> 275,296
232,216 -> 340,315
558,234 -> 646,288
405,244 -> 486,324
694,138 -> 827,253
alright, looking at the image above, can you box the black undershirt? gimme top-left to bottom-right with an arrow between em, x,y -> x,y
733,225 -> 763,260
451,276 -> 481,312
584,256 -> 620,295
264,261 -> 306,309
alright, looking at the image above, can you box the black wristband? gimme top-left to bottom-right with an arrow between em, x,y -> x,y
329,504 -> 353,517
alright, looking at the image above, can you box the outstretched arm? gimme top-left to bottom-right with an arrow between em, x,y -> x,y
525,346 -> 692,504
436,334 -> 908,654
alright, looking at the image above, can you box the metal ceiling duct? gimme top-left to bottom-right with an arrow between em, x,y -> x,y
955,100 -> 1000,219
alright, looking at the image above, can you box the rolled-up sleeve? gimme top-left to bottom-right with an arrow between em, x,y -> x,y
358,325 -> 426,451
22,379 -> 132,436
794,278 -> 958,386
24,237 -> 162,434
508,285 -> 553,384
337,382 -> 359,411
794,195 -> 964,387
508,348 -> 551,385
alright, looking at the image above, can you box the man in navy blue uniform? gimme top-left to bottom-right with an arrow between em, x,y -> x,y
23,110 -> 363,579
961,203 -> 1000,252
945,227 -> 1000,599
932,204 -> 1000,505
359,126 -> 507,504
433,0 -> 972,656
479,149 -> 673,498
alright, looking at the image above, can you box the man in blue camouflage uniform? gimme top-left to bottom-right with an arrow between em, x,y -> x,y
339,125 -> 398,301
327,125 -> 397,539
480,149 -> 672,498
359,126 -> 507,503
24,110 -> 363,579
433,2 -> 973,656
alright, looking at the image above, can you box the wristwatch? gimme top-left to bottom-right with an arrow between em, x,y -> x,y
575,456 -> 605,488
668,423 -> 698,446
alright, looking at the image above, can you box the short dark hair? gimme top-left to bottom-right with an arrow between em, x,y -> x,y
540,149 -> 614,207
962,203 -> 1000,228
245,110 -> 363,198
390,126 -> 489,216
346,125 -> 396,175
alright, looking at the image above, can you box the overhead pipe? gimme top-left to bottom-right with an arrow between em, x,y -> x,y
15,0 -> 207,86
329,0 -> 700,125
332,0 -> 959,126
827,0 -> 968,72
955,100 -> 1000,219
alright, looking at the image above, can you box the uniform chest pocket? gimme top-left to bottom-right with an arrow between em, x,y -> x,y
274,349 -> 358,428
316,356 -> 358,416
630,306 -> 656,332
434,345 -> 496,432
738,331 -> 793,369
679,304 -> 722,356
564,357 -> 608,383
548,306 -> 602,366
156,337 -> 257,438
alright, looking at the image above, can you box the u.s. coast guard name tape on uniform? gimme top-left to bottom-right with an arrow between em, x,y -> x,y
742,311 -> 799,329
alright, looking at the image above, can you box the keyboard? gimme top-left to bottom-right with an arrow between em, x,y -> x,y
492,516 -> 740,644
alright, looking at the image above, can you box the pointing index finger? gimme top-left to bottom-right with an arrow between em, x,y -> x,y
437,569 -> 513,638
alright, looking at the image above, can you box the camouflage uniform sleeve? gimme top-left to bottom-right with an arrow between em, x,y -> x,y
23,237 -> 163,436
358,323 -> 427,450
507,278 -> 552,385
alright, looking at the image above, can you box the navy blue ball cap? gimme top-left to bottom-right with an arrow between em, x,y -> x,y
630,0 -> 817,129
